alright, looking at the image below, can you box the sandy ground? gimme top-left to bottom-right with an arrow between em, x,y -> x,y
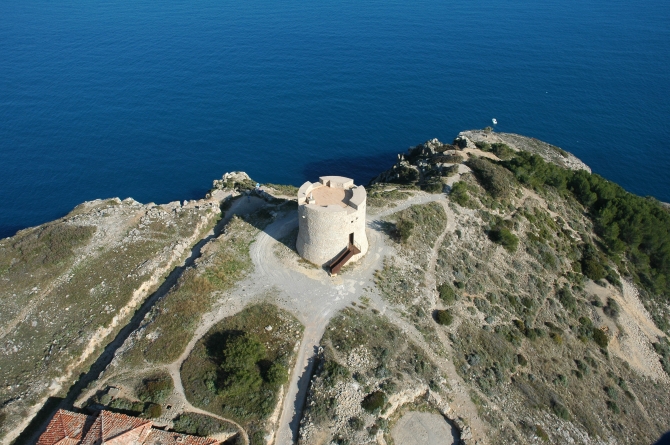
391,412 -> 459,445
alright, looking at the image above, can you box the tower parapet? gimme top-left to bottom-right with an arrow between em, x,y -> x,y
296,176 -> 368,270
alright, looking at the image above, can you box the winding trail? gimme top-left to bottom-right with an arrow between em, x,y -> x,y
66,190 -> 487,445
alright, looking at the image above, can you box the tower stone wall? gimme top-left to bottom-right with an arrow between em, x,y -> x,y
296,176 -> 368,266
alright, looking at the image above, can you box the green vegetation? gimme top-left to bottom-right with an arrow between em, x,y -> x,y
474,141 -> 515,160
488,224 -> 519,253
218,333 -> 266,395
432,154 -> 464,164
437,282 -> 456,304
501,151 -> 670,334
181,303 -> 302,444
0,200 -> 218,436
434,309 -> 454,325
551,401 -> 570,420
173,412 -> 239,436
89,394 -> 162,419
450,181 -> 470,207
466,157 -> 516,199
361,390 -> 387,413
303,308 -> 442,433
0,223 -> 95,274
137,216 -> 256,364
367,186 -> 414,209
421,178 -> 444,193
394,218 -> 414,243
137,372 -> 173,404
263,183 -> 299,196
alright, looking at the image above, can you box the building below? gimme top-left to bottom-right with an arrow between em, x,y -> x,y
296,176 -> 368,273
37,409 -> 219,445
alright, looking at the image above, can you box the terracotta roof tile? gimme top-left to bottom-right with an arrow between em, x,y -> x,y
80,411 -> 151,445
37,409 -> 90,445
38,409 -> 218,445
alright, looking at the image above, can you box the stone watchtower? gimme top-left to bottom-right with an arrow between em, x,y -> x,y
296,176 -> 368,275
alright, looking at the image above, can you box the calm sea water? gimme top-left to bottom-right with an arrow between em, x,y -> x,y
1,0 -> 669,238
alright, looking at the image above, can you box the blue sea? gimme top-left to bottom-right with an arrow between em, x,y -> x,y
1,0 -> 669,238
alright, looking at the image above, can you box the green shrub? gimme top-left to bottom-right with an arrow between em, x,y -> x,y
173,412 -> 237,436
606,400 -> 620,414
557,286 -> 576,312
389,165 -> 419,185
581,244 -> 606,281
437,283 -> 456,304
143,403 -> 162,419
603,298 -> 620,319
432,154 -> 464,164
536,425 -> 549,441
361,391 -> 387,413
137,373 -> 173,404
441,165 -> 460,177
475,141 -> 491,151
517,354 -> 528,366
604,386 -> 618,400
488,226 -> 519,253
218,333 -> 266,396
551,401 -> 570,420
466,158 -> 516,199
434,310 -> 454,326
592,328 -> 609,348
421,179 -> 444,194
490,143 -> 515,160
395,218 -> 414,243
264,362 -> 288,386
450,182 -> 470,207
322,360 -> 350,387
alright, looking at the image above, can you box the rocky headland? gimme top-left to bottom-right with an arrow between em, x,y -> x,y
1,130 -> 669,445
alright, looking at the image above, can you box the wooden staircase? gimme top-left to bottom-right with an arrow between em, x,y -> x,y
329,243 -> 361,276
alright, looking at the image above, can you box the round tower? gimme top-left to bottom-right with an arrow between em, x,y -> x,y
296,176 -> 368,273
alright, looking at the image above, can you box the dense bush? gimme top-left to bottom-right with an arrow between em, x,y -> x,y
421,178 -> 444,194
488,226 -> 519,253
442,164 -> 460,177
137,373 -> 173,404
349,416 -> 364,431
264,362 -> 288,385
143,403 -> 162,419
581,244 -> 606,281
557,285 -> 576,312
517,354 -> 528,366
450,181 -> 470,207
322,359 -> 350,387
434,309 -> 454,325
502,151 -> 670,333
218,333 -> 266,396
173,412 -> 237,436
466,158 -> 516,199
361,391 -> 387,413
389,165 -> 419,184
551,401 -> 570,420
437,283 -> 456,304
432,154 -> 464,164
603,298 -> 620,319
395,218 -> 414,243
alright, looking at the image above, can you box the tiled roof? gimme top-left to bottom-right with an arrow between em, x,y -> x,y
37,410 -> 219,445
79,411 -> 152,445
36,410 -> 90,445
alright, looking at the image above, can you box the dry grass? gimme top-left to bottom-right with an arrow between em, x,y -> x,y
0,200 -> 214,437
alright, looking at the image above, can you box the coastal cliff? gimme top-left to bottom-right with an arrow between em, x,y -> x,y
2,131 -> 670,445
